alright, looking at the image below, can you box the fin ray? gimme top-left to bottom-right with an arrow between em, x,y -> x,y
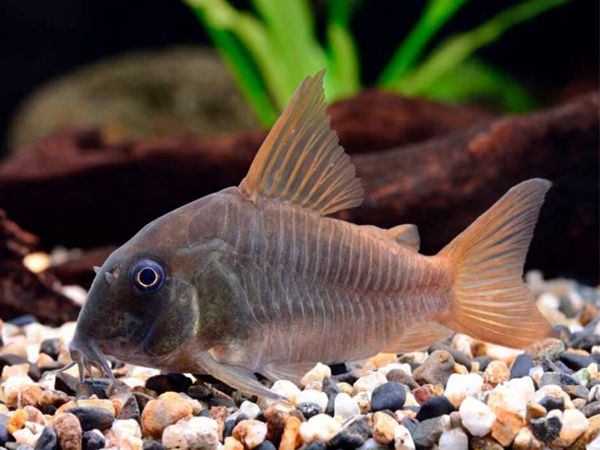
239,71 -> 363,215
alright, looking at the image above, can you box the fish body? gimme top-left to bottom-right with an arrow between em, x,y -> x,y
70,72 -> 553,398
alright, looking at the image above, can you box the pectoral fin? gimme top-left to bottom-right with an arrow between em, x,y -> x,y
260,362 -> 318,385
196,352 -> 284,400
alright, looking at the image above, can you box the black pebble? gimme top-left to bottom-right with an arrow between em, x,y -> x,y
223,419 -> 236,438
582,400 -> 600,417
559,352 -> 593,371
333,372 -> 358,385
428,343 -> 472,371
327,417 -> 369,449
187,384 -> 213,402
34,427 -> 57,450
39,338 -> 60,360
82,430 -> 106,450
570,332 -> 600,351
118,396 -> 141,423
77,380 -> 111,400
304,441 -> 326,450
198,408 -> 210,417
209,396 -> 236,408
66,406 -> 114,431
0,423 -> 9,445
322,377 -> 340,416
415,396 -> 455,421
385,370 -> 419,390
142,440 -> 167,450
540,372 -> 579,388
370,382 -> 406,412
401,417 -> 418,435
145,373 -> 192,395
297,402 -> 322,419
255,441 -> 277,450
133,392 -> 154,413
474,356 -> 492,372
329,363 -> 348,376
541,357 -> 573,374
54,373 -> 79,396
412,417 -> 445,450
538,396 -> 565,412
510,354 -> 535,379
531,416 -> 562,444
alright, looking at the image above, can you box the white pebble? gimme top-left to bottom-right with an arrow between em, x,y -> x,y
300,363 -> 331,386
589,384 -> 600,402
459,396 -> 496,437
488,377 -> 535,415
438,428 -> 468,450
354,371 -> 387,393
528,366 -> 544,385
334,392 -> 360,419
271,380 -> 301,405
379,363 -> 412,377
111,419 -> 142,440
559,408 -> 588,445
444,373 -> 483,406
299,414 -> 341,443
162,416 -> 220,450
394,424 -> 416,450
234,420 -> 267,449
296,389 -> 328,412
13,427 -> 39,448
486,344 -> 522,364
533,384 -> 574,409
237,401 -> 261,420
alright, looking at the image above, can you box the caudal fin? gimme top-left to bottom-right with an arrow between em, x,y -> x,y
438,179 -> 553,348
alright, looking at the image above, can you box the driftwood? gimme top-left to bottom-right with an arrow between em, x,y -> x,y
0,210 -> 81,323
0,92 -> 597,304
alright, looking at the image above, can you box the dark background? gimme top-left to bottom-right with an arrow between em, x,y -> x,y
0,0 -> 598,153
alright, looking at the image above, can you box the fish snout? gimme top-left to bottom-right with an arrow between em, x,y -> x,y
68,334 -> 118,385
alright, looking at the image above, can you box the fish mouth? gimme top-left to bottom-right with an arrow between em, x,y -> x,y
47,335 -> 119,386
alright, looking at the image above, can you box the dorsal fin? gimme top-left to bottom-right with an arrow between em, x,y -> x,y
388,224 -> 420,250
239,71 -> 364,215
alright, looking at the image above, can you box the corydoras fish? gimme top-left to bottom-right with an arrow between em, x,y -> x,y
68,72 -> 553,398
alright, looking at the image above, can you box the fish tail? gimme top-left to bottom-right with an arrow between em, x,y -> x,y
437,178 -> 554,348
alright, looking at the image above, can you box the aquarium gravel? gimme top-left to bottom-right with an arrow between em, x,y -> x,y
0,271 -> 599,450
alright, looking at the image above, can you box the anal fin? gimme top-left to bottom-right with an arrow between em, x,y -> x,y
383,322 -> 453,353
259,362 -> 318,385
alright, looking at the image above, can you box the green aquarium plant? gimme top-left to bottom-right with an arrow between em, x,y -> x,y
183,0 -> 570,125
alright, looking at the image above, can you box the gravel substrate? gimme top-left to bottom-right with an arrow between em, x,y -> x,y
0,271 -> 599,450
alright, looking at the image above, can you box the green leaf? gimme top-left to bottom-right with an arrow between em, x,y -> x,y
325,0 -> 361,100
378,0 -> 467,87
390,0 -> 570,95
421,58 -> 535,112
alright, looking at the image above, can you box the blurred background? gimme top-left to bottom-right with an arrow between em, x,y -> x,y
0,0 -> 598,322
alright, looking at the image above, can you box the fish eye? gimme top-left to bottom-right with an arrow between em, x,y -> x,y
130,259 -> 165,294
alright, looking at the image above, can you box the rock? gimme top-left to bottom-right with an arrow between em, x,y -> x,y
356,438 -> 388,450
301,363 -> 331,387
278,416 -> 302,450
270,381 -> 301,404
187,384 -> 212,402
141,391 -> 193,438
469,436 -> 503,450
232,419 -> 267,450
509,354 -> 535,379
385,370 -> 418,390
582,400 -> 600,417
304,442 -> 327,450
512,427 -> 542,450
82,430 -> 105,450
444,373 -> 483,407
52,413 -> 82,450
54,373 -> 79,396
438,428 -> 468,450
415,396 -> 455,421
142,440 -> 166,450
393,424 -> 415,450
564,383 -> 589,399
145,374 -> 192,395
0,422 -> 9,446
525,402 -> 547,421
66,406 -> 114,431
412,351 -> 455,386
538,395 -> 564,411
473,356 -> 491,372
487,377 -> 535,416
559,352 -> 594,371
106,419 -> 142,449
263,403 -> 292,443
334,393 -> 360,419
223,436 -> 244,450
482,361 -> 510,387
530,416 -> 562,445
34,426 -> 57,450
255,440 -> 277,450
459,396 -> 495,437
117,396 -> 141,423
8,409 -> 28,435
411,417 -> 444,449
328,416 -> 370,449
297,402 -> 322,419
39,339 -> 59,361
428,344 -> 472,371
485,345 -> 522,365
370,383 -> 406,412
525,338 -> 565,361
540,371 -> 579,387
490,407 -> 526,446
557,408 -> 588,446
162,416 -> 220,450
353,372 -> 387,393
372,412 -> 398,445
322,377 -> 339,415
299,414 -> 341,444
296,390 -> 328,412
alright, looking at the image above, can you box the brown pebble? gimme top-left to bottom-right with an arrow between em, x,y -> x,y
483,361 -> 510,386
141,391 -> 192,438
232,419 -> 267,449
23,405 -> 45,425
526,402 -> 547,421
264,403 -> 292,443
470,435 -> 504,450
279,415 -> 302,450
491,407 -> 526,446
36,353 -> 55,367
372,411 -> 397,445
1,363 -> 29,381
40,389 -> 70,409
7,409 -> 28,434
223,436 -> 244,450
53,412 -> 83,450
208,405 -> 229,441
512,426 -> 543,450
